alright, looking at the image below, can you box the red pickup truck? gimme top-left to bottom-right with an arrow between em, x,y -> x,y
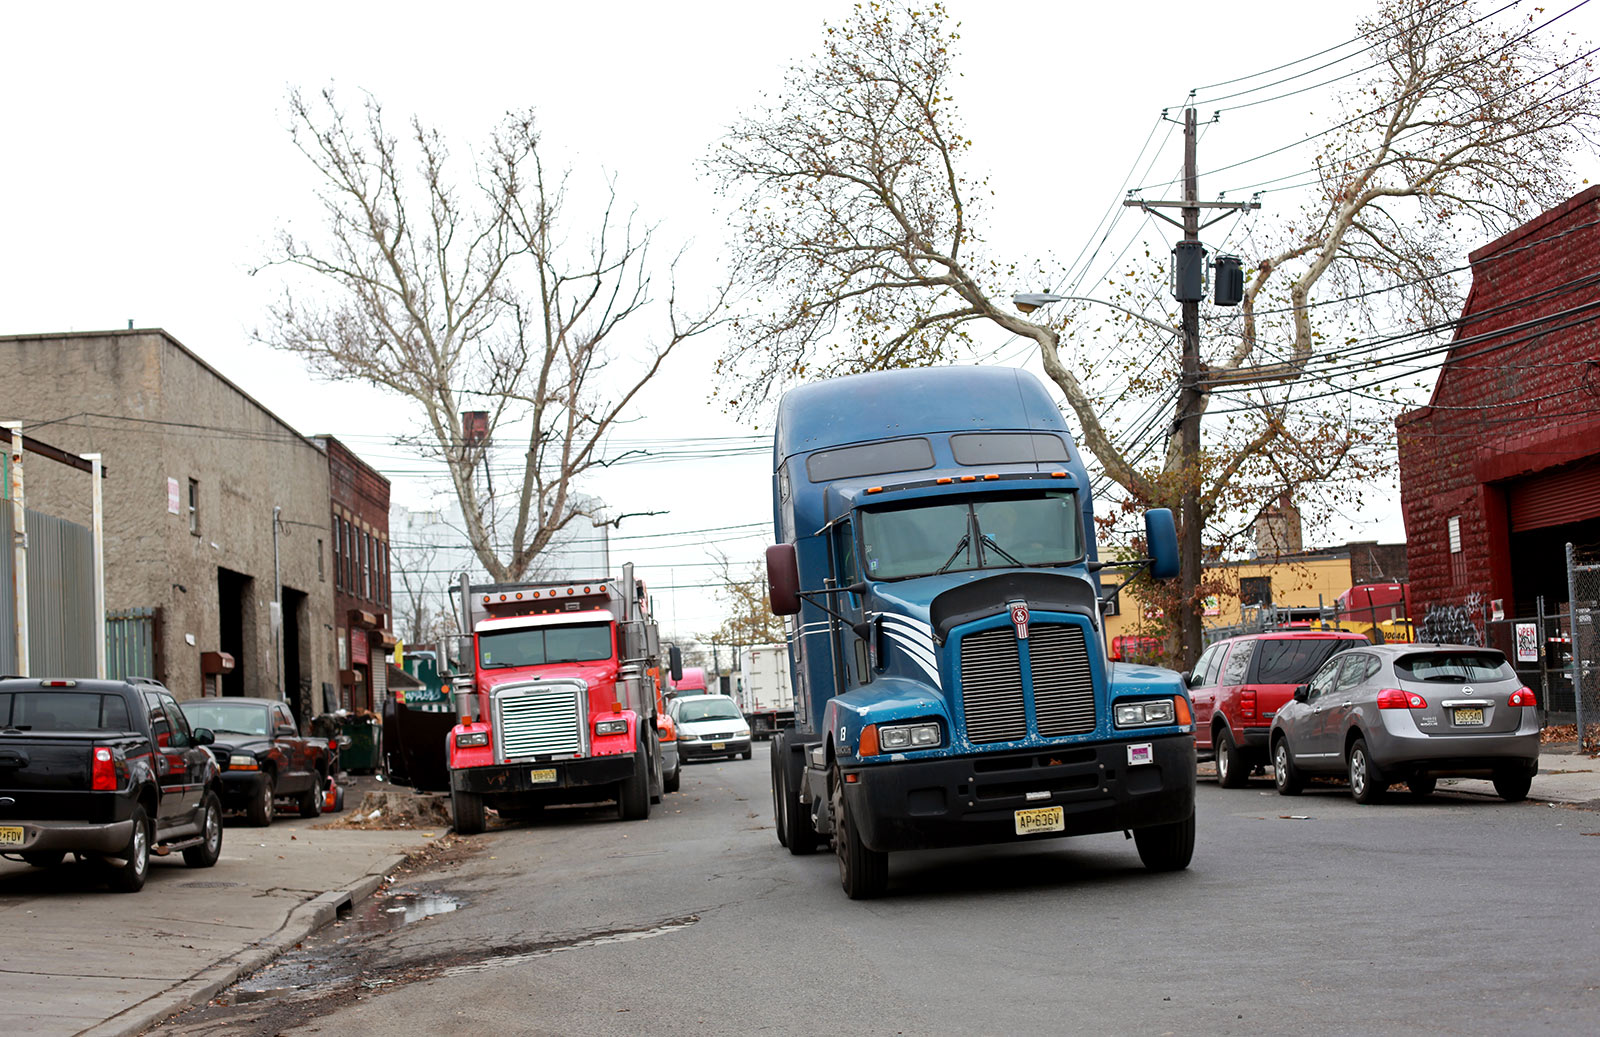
1188,631 -> 1367,787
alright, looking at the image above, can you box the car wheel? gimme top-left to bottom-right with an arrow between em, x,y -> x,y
331,783 -> 346,812
20,851 -> 64,868
1133,809 -> 1196,872
1407,774 -> 1437,799
184,792 -> 224,868
664,763 -> 680,794
298,773 -> 325,818
742,748 -> 753,760
833,766 -> 887,899
1348,737 -> 1386,804
246,773 -> 276,827
104,806 -> 150,893
1215,728 -> 1247,788
1273,737 -> 1305,796
451,787 -> 486,835
1493,767 -> 1533,802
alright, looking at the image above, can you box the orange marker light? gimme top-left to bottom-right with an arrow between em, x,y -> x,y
936,477 -> 953,484
1174,696 -> 1193,726
984,474 -> 999,480
858,724 -> 879,757
960,475 -> 977,483
1051,470 -> 1067,478
866,486 -> 883,494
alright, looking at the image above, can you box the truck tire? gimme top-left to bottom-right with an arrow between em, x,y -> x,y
832,766 -> 887,899
649,730 -> 664,805
452,787 -> 486,835
184,792 -> 224,868
771,737 -> 788,848
1133,809 -> 1195,872
246,772 -> 276,827
776,736 -> 818,855
617,733 -> 652,821
105,805 -> 151,893
298,773 -> 326,818
1215,728 -> 1247,789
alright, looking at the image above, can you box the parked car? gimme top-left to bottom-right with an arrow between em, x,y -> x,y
0,677 -> 224,892
1189,631 -> 1368,787
670,694 -> 752,762
658,712 -> 681,792
179,697 -> 333,825
1269,643 -> 1541,803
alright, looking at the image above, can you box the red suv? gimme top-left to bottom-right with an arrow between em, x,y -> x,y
1189,631 -> 1368,787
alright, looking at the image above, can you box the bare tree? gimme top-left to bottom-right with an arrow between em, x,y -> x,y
258,88 -> 732,582
701,552 -> 788,651
710,1 -> 1596,659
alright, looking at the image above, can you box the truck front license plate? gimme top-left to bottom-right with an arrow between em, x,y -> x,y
0,826 -> 23,846
1014,806 -> 1064,836
529,768 -> 557,784
1127,743 -> 1154,766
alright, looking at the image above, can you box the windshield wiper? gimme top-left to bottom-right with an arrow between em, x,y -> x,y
935,533 -> 971,574
980,533 -> 1025,567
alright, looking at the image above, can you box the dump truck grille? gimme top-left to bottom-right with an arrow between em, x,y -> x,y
959,628 -> 1027,744
1030,625 -> 1097,736
495,685 -> 584,759
958,623 -> 1097,743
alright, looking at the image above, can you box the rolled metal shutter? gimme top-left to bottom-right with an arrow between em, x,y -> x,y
1509,460 -> 1600,531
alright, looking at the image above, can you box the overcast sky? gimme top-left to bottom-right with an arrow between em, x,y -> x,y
4,1 -> 1596,642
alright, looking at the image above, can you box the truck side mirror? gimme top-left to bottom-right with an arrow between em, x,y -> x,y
1145,509 -> 1179,580
767,544 -> 802,616
669,645 -> 683,683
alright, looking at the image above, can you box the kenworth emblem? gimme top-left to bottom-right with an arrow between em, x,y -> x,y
1010,602 -> 1030,640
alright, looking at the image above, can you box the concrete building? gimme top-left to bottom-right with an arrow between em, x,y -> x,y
0,329 -> 335,715
1397,186 -> 1600,618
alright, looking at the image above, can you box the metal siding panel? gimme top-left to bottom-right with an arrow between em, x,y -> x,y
0,500 -> 14,674
1509,461 -> 1600,531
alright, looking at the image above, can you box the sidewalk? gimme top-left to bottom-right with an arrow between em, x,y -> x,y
1,810 -> 439,1037
1446,746 -> 1600,805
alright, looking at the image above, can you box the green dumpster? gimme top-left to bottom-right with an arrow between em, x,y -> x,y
337,715 -> 383,774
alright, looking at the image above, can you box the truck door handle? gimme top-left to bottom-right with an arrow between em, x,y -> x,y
1341,701 -> 1352,708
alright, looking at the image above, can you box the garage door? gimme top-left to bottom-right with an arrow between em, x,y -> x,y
1509,459 -> 1600,531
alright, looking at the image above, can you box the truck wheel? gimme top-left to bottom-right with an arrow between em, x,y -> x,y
331,783 -> 346,813
1215,728 -> 1247,788
617,734 -> 652,821
451,787 -> 486,835
771,736 -> 789,847
184,792 -> 224,868
1272,737 -> 1305,796
776,737 -> 817,855
832,767 -> 887,899
246,773 -> 276,827
1347,737 -> 1386,804
649,731 -> 664,805
1133,810 -> 1195,872
298,773 -> 326,818
105,806 -> 151,893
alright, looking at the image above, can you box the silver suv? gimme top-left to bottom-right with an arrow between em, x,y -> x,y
1270,644 -> 1540,803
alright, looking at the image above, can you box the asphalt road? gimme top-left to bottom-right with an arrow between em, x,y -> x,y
155,744 -> 1600,1036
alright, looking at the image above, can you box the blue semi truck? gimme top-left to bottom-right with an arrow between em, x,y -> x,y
765,366 -> 1195,898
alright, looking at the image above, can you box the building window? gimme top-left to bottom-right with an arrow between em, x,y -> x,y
187,479 -> 200,535
1239,576 -> 1272,607
317,538 -> 326,582
332,519 -> 343,592
1448,515 -> 1467,585
362,530 -> 371,600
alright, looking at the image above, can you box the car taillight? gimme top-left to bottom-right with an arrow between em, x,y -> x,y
91,747 -> 118,790
1509,686 -> 1537,707
1376,688 -> 1427,709
1240,688 -> 1257,720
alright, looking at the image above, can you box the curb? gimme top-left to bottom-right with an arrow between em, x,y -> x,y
80,853 -> 408,1037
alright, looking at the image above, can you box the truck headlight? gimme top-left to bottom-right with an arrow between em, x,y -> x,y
228,754 -> 259,770
455,731 -> 490,748
878,722 -> 942,750
1114,699 -> 1176,728
595,719 -> 629,736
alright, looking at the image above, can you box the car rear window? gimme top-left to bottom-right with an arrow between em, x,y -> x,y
1395,651 -> 1514,682
0,691 -> 132,731
1250,638 -> 1361,685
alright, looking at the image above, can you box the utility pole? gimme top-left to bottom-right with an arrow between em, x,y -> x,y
1124,107 -> 1259,669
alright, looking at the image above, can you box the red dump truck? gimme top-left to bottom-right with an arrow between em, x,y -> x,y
443,564 -> 668,833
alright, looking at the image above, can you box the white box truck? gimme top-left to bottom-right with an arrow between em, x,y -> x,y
738,642 -> 795,741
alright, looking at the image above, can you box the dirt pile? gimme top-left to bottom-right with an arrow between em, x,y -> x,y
319,790 -> 453,830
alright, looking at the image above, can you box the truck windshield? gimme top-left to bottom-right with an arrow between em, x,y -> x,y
181,702 -> 270,736
859,492 -> 1083,579
478,623 -> 613,668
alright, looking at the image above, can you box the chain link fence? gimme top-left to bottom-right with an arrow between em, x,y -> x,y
1564,544 -> 1600,750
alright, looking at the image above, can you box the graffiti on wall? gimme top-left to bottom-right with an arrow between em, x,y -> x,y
1417,592 -> 1485,647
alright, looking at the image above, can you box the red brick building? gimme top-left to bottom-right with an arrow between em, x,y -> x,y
314,436 -> 395,713
1397,186 -> 1600,619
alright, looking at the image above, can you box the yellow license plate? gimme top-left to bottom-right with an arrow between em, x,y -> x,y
1453,708 -> 1485,726
1014,806 -> 1064,836
0,826 -> 24,846
529,768 -> 557,784
712,742 -> 726,750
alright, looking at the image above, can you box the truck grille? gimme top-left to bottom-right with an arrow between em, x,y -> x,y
960,628 -> 1026,743
957,624 -> 1097,743
495,685 -> 584,759
1031,625 -> 1097,736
